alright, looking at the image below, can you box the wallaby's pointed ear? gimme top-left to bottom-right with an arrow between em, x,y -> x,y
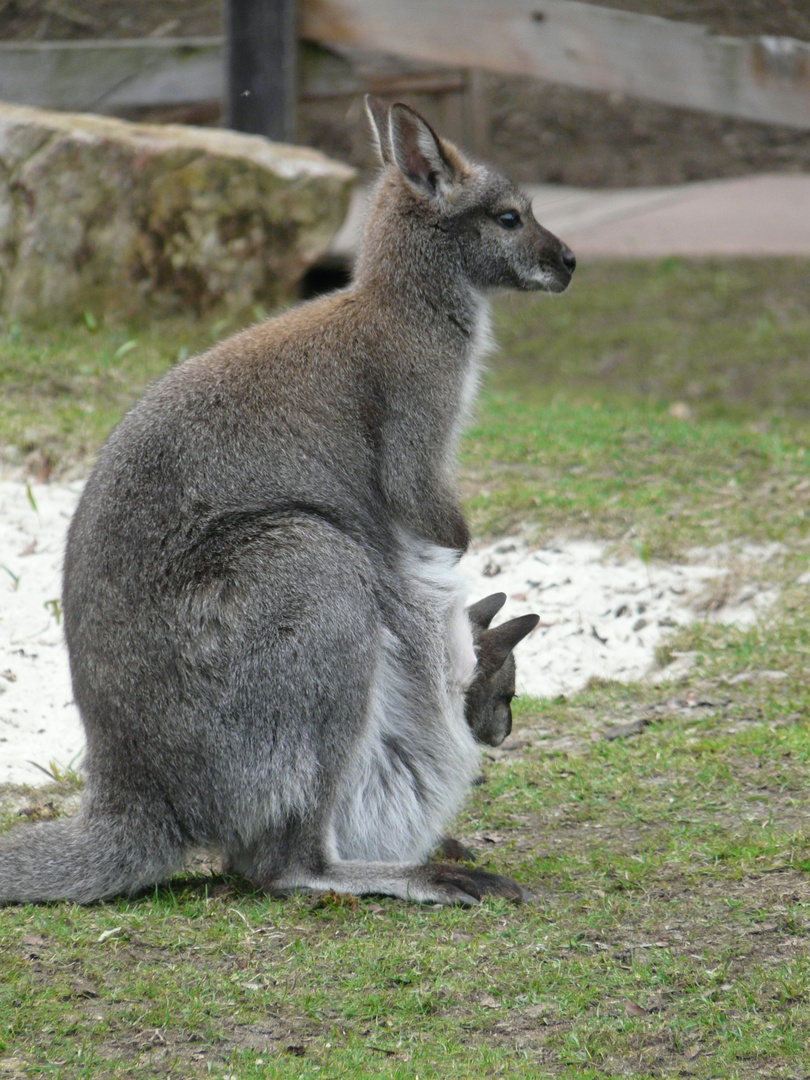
388,102 -> 461,199
478,614 -> 540,675
467,593 -> 507,630
365,94 -> 393,165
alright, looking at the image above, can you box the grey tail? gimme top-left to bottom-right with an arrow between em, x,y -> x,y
0,810 -> 184,905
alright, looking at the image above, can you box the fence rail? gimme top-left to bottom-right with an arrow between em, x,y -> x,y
301,0 -> 810,130
0,0 -> 807,129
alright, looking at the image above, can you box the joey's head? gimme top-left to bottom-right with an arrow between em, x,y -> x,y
363,96 -> 575,295
465,593 -> 540,747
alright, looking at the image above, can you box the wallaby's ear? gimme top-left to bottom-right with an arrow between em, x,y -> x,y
477,614 -> 540,675
365,94 -> 393,165
388,102 -> 462,200
467,593 -> 507,631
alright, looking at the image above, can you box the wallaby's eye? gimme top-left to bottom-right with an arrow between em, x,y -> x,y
496,210 -> 522,230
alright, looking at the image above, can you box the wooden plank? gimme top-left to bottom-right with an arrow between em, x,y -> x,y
0,39 -> 224,112
298,42 -> 464,101
300,0 -> 810,129
0,37 -> 459,112
0,2 -> 807,129
226,0 -> 297,140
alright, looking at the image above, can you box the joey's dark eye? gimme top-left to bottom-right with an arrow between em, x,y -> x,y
496,210 -> 522,230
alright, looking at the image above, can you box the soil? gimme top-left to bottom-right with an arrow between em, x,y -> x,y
1,0 -> 808,189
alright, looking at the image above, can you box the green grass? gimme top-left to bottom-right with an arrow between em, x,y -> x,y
493,257 -> 810,421
463,393 -> 810,554
1,258 -> 809,1079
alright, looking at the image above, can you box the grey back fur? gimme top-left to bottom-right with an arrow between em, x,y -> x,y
0,98 -> 573,906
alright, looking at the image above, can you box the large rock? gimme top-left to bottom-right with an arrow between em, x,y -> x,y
0,103 -> 356,320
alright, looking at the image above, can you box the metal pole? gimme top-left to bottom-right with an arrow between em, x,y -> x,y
226,0 -> 297,142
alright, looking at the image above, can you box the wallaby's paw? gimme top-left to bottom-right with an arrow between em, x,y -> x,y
424,864 -> 531,904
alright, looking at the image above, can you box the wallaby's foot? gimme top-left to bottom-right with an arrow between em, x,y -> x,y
418,863 -> 531,905
250,858 -> 530,906
436,836 -> 477,863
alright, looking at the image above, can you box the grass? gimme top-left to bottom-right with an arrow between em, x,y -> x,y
492,257 -> 810,422
463,394 -> 810,555
1,257 -> 809,1079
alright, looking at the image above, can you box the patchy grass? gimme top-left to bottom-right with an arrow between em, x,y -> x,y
493,257 -> 810,422
2,668 -> 809,1078
1,258 -> 809,1078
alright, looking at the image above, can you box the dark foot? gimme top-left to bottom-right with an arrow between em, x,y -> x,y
422,863 -> 531,904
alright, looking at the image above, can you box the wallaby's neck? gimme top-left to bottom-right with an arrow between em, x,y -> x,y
353,173 -> 483,338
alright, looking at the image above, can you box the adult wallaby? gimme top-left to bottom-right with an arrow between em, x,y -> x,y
0,97 -> 573,906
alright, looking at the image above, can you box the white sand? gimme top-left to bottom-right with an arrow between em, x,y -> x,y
0,479 -> 779,787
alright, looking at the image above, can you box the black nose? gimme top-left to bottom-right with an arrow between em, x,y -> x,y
560,246 -> 576,275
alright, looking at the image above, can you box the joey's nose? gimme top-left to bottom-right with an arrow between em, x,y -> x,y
560,246 -> 576,275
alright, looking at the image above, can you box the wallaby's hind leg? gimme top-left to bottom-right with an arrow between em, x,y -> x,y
242,825 -> 529,905
435,837 -> 478,863
216,525 -> 528,905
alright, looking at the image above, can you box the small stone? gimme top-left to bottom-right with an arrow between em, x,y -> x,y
603,718 -> 649,740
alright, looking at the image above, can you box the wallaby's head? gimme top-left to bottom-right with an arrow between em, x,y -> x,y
465,593 -> 540,747
363,96 -> 575,295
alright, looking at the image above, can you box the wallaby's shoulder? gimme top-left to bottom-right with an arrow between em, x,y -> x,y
175,289 -> 363,387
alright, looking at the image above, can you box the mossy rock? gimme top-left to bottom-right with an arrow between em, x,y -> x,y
0,103 -> 356,321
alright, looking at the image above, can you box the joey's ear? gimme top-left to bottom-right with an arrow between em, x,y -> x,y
467,593 -> 507,630
365,94 -> 393,165
477,614 -> 540,675
388,102 -> 462,199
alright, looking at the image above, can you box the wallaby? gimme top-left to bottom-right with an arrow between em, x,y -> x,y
437,592 -> 539,865
465,593 -> 539,748
0,97 -> 573,906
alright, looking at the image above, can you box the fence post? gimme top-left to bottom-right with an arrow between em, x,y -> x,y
226,0 -> 297,142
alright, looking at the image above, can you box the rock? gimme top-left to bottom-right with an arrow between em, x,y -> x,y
602,718 -> 650,740
0,103 -> 356,321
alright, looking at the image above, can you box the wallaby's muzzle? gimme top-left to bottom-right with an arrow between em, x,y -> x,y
525,220 -> 576,294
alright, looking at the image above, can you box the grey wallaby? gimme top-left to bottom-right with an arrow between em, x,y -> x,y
0,97 -> 573,906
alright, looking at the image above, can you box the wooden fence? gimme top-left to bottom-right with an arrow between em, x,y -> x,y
0,0 -> 807,133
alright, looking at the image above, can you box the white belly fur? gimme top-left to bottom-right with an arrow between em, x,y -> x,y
332,532 -> 479,862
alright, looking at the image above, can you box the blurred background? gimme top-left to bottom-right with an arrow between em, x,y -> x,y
1,0 -> 808,187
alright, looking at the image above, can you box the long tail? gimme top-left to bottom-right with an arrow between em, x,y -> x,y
0,810 -> 183,904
